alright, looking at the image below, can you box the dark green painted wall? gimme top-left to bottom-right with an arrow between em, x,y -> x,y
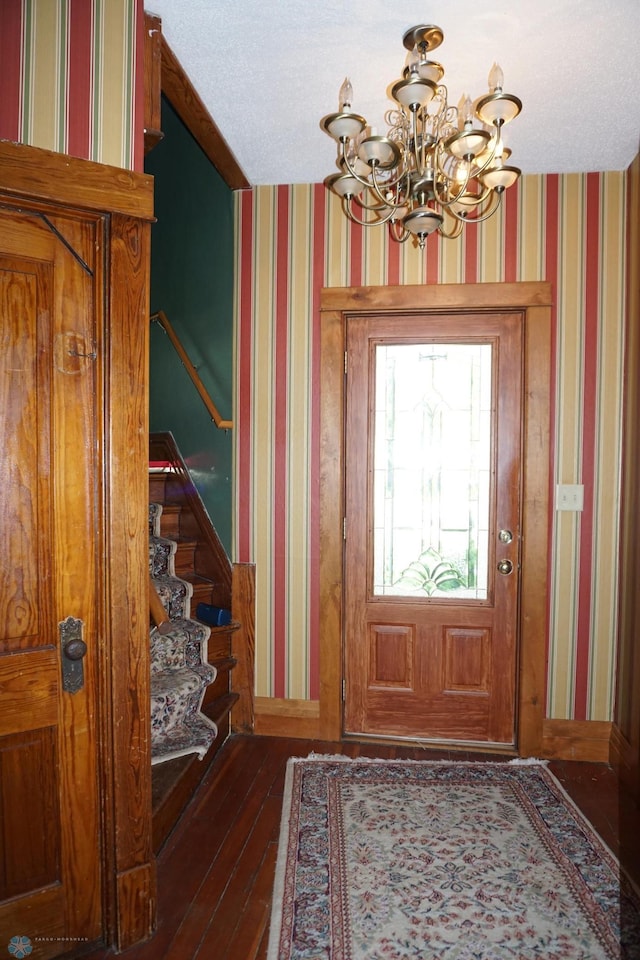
146,97 -> 234,553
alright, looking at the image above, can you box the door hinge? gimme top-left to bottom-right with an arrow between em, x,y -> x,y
342,677 -> 346,701
343,516 -> 347,540
344,350 -> 348,375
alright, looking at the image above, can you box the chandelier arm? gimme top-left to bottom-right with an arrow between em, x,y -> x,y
353,189 -> 395,213
472,128 -> 503,177
372,156 -> 410,195
434,147 -> 474,205
389,219 -> 412,243
437,178 -> 493,210
340,142 -> 412,204
343,195 -> 396,228
445,189 -> 503,225
434,142 -> 466,189
340,142 -> 381,190
460,190 -> 504,224
437,216 -> 465,240
368,165 -> 410,210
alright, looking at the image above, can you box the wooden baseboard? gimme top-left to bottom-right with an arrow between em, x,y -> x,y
541,719 -> 612,762
253,704 -> 613,763
115,861 -> 156,950
254,697 -> 321,739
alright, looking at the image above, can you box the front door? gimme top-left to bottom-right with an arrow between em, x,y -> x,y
0,207 -> 102,954
344,310 -> 523,746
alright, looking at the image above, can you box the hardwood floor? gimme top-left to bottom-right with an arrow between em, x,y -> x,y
80,734 -> 640,960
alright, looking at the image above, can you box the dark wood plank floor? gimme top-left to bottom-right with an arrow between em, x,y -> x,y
80,734 -> 640,960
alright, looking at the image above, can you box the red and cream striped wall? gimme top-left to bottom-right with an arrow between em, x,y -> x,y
0,6 -> 630,725
0,0 -> 143,171
234,171 -> 628,723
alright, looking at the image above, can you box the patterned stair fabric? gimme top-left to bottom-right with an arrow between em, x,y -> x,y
149,502 -> 218,764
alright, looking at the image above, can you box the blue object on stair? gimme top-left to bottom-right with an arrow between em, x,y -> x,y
196,603 -> 232,627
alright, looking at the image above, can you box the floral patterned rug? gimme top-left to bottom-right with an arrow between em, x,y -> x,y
268,757 -> 640,960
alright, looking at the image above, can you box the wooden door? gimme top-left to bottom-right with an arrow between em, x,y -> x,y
344,311 -> 523,746
0,206 -> 102,954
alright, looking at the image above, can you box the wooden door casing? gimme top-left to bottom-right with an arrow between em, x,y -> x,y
319,283 -> 552,757
0,141 -> 155,952
343,312 -> 523,746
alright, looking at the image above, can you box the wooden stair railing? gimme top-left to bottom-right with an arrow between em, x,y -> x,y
151,310 -> 233,430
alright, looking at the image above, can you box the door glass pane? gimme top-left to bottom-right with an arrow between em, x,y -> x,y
373,342 -> 492,599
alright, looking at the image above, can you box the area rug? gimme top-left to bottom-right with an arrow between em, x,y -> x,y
267,757 -> 640,960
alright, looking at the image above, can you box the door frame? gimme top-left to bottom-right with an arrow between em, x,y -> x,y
319,282 -> 552,757
0,140 -> 155,950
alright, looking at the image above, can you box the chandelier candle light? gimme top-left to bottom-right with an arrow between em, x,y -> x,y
320,24 -> 522,247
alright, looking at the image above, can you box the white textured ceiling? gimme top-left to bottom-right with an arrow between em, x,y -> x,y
147,0 -> 640,186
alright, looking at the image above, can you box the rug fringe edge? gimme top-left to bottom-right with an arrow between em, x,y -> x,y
293,754 -> 550,766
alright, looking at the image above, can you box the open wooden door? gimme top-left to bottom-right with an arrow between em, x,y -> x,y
0,207 -> 102,954
0,141 -> 155,953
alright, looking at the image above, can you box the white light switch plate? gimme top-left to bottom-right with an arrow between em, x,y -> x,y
556,483 -> 584,511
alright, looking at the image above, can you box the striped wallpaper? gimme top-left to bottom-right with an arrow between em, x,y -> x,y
234,171 -> 628,723
0,0 -> 143,171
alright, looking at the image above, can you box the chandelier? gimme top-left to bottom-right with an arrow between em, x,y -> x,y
320,24 -> 522,247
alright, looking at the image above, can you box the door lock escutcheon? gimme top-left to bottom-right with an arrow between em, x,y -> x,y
59,616 -> 87,693
498,529 -> 513,543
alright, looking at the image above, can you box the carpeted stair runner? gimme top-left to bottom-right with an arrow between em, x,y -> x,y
149,502 -> 218,764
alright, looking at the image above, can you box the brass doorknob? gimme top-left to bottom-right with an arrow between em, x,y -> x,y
497,559 -> 513,575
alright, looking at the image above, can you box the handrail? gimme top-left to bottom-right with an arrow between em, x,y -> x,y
150,310 -> 233,430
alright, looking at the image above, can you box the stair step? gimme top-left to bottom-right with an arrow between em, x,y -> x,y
188,576 -> 218,608
209,656 -> 237,674
204,658 -> 237,702
201,691 -> 239,726
173,538 -> 197,575
155,503 -> 181,539
149,474 -> 169,502
205,623 -> 241,660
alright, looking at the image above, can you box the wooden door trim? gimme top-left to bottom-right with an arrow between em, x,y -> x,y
319,282 -> 552,757
0,139 -> 154,220
0,142 -> 155,950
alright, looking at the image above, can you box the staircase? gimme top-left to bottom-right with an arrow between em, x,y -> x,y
149,502 -> 220,763
148,433 -> 245,849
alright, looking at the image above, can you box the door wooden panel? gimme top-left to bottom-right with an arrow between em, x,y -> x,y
0,211 -> 101,955
344,311 -> 523,746
443,627 -> 490,692
369,624 -> 414,688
